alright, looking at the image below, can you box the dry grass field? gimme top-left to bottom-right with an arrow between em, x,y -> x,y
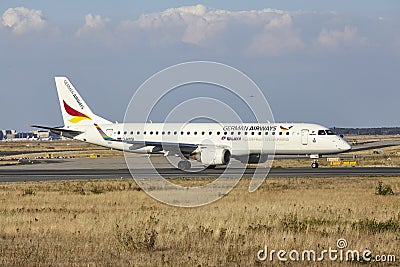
0,177 -> 399,266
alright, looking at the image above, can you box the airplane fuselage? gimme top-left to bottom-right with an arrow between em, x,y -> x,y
35,77 -> 352,169
69,122 -> 351,160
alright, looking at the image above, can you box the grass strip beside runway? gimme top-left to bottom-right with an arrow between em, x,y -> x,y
0,177 -> 399,266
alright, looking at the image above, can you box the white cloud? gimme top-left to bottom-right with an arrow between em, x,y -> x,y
72,5 -> 380,56
117,4 -> 300,49
76,14 -> 110,37
317,26 -> 367,48
247,14 -> 304,57
1,7 -> 46,34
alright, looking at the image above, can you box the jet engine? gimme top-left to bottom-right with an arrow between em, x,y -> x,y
193,147 -> 231,166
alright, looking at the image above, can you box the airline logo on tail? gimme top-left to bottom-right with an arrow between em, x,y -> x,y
63,100 -> 92,123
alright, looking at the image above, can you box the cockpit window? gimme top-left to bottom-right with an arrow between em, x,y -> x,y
318,129 -> 336,135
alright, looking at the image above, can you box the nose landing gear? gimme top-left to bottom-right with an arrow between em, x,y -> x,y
311,160 -> 319,168
310,154 -> 320,168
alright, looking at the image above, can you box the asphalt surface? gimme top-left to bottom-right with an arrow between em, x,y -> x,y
0,157 -> 399,182
0,166 -> 400,182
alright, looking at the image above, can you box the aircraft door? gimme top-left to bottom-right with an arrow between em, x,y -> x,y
301,129 -> 309,145
106,129 -> 113,138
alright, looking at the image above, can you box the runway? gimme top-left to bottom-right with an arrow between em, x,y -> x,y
1,166 -> 400,182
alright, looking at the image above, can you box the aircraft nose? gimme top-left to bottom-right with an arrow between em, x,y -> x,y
340,140 -> 352,151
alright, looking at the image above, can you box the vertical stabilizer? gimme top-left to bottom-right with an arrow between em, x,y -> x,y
55,77 -> 111,126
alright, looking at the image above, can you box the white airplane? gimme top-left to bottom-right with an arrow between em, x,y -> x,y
33,77 -> 351,169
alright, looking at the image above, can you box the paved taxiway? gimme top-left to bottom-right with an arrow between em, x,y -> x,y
0,157 -> 399,182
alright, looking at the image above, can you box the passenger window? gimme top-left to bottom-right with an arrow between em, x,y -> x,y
217,132 -> 220,135
244,132 -> 248,135
238,132 -> 241,135
155,131 -> 159,135
167,131 -> 171,135
209,132 -> 212,135
224,132 -> 227,135
272,132 -> 275,135
258,132 -> 261,135
187,132 -> 190,135
137,131 -> 140,135
144,131 -> 146,135
150,131 -> 153,135
117,131 -> 121,135
279,132 -> 282,135
174,131 -> 177,135
130,131 -> 133,135
194,132 -> 197,135
231,132 -> 234,135
286,132 -> 290,135
124,131 -> 127,135
162,131 -> 165,135
201,131 -> 205,135
180,131 -> 184,135
265,132 -> 268,135
251,132 -> 254,135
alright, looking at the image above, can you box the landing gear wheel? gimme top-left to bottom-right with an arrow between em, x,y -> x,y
178,160 -> 191,170
311,162 -> 319,168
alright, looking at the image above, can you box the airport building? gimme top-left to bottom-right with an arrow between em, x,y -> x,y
0,129 -> 59,141
1,130 -> 16,140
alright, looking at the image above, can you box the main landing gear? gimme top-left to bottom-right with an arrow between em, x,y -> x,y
178,160 -> 191,170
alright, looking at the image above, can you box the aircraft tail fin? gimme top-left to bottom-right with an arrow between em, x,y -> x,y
55,77 -> 112,126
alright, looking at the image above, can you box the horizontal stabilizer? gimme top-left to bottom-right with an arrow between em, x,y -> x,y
31,125 -> 83,139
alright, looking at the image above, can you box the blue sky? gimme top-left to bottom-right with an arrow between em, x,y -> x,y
1,1 -> 400,130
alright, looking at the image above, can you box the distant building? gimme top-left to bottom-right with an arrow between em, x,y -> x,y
1,129 -> 16,140
31,130 -> 50,140
14,132 -> 36,139
0,129 -> 60,141
334,127 -> 400,135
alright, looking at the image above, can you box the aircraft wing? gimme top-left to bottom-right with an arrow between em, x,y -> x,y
128,140 -> 198,155
32,125 -> 83,139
